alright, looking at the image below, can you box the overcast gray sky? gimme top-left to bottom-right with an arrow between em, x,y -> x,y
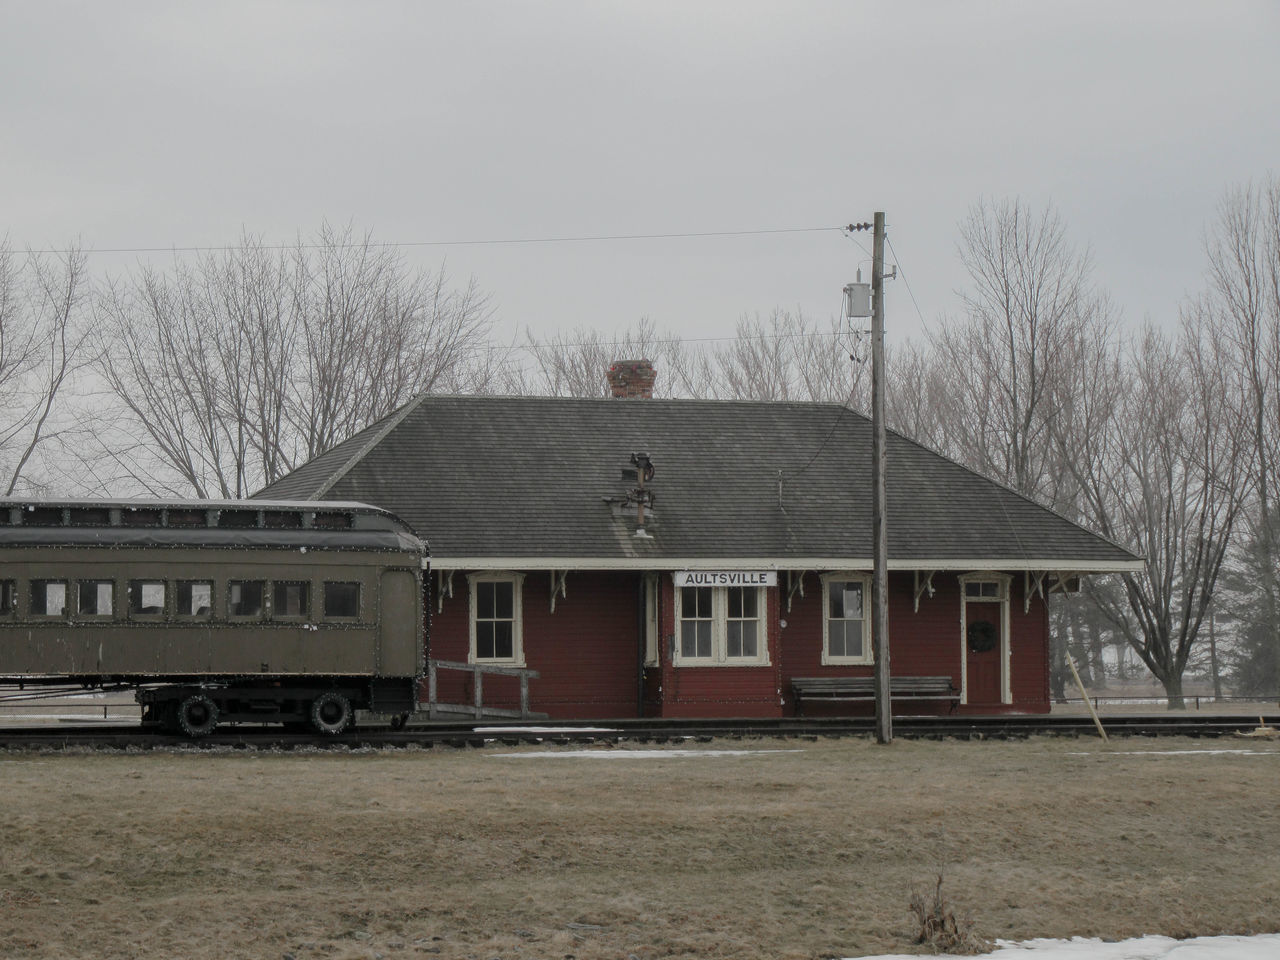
4,1 -> 1278,353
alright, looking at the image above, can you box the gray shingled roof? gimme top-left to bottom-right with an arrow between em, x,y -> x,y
256,395 -> 1140,571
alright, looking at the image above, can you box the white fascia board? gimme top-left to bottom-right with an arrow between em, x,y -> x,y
429,556 -> 1145,573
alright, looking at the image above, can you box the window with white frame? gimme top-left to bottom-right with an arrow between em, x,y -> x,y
674,583 -> 768,665
822,574 -> 872,665
964,578 -> 1006,600
469,573 -> 525,665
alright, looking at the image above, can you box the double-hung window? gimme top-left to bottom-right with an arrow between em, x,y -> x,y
674,584 -> 768,666
679,586 -> 714,659
822,574 -> 872,665
468,573 -> 524,666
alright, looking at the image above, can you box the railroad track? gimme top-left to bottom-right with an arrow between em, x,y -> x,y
2,712 -> 1277,749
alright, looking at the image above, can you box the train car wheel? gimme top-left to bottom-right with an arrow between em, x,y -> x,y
310,692 -> 353,735
177,694 -> 219,738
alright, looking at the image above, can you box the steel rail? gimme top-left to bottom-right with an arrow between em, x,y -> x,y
1,712 -> 1277,750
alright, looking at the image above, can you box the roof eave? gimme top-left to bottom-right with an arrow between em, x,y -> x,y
427,556 -> 1145,573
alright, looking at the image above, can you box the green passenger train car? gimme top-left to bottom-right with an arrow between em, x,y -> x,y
0,499 -> 427,736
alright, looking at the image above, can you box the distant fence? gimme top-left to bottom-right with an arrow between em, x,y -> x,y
1062,694 -> 1280,711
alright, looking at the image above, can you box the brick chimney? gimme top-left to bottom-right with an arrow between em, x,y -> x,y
606,359 -> 656,399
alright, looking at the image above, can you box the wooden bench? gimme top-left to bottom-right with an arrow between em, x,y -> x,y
791,675 -> 960,715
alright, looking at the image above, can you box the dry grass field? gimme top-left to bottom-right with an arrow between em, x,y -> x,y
1,736 -> 1278,960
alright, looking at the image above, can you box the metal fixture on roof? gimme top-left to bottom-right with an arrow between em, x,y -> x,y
627,452 -> 655,538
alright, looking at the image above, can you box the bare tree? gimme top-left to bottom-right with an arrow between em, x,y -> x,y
0,240 -> 90,494
91,225 -> 498,496
710,309 -> 869,405
92,243 -> 291,498
714,310 -> 807,401
884,339 -> 947,454
1062,324 -> 1250,706
288,223 -> 495,460
930,199 -> 1124,696
1198,177 -> 1280,694
932,198 -> 1118,506
515,308 -> 871,406
519,318 -> 675,397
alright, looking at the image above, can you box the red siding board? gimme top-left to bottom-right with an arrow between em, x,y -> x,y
427,569 -> 1052,719
654,577 -> 784,718
779,572 -> 1051,717
431,571 -> 642,719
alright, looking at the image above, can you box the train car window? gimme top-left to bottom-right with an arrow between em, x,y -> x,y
23,507 -> 63,526
312,512 -> 352,530
128,580 -> 166,617
228,580 -> 265,618
176,581 -> 214,619
263,511 -> 302,529
166,509 -> 207,528
273,581 -> 309,618
120,508 -> 163,527
217,510 -> 259,529
68,507 -> 112,526
30,580 -> 68,616
76,580 -> 114,617
0,580 -> 15,614
323,581 -> 360,619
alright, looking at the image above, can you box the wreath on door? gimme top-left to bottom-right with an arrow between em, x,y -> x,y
967,619 -> 998,653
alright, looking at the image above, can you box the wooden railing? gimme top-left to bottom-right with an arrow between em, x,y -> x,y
425,659 -> 542,720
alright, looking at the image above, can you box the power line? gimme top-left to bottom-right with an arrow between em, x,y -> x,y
884,234 -> 929,330
518,326 -> 847,352
26,225 -> 847,257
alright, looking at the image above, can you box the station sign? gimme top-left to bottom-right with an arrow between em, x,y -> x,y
672,571 -> 777,587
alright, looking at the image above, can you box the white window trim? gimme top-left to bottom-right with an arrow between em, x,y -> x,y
820,572 -> 874,666
958,572 -> 1012,705
672,579 -> 769,667
468,571 -> 526,667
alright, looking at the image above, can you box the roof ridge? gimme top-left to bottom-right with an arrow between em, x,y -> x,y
419,393 -> 858,411
310,394 -> 430,499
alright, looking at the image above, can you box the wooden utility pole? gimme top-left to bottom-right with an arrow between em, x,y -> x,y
871,211 -> 891,745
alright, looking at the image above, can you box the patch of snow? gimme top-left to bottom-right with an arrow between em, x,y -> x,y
1068,750 -> 1278,757
849,933 -> 1280,959
487,748 -> 805,759
472,725 -> 621,733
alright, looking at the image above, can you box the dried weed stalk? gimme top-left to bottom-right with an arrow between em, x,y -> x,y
908,875 -> 992,955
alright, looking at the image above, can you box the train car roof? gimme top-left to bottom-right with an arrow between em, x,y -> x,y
0,498 -> 427,555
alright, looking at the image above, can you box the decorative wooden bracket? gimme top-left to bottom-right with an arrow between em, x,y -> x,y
1024,571 -> 1047,613
436,569 -> 455,614
550,569 -> 569,613
786,571 -> 809,612
1049,571 -> 1083,595
913,570 -> 936,612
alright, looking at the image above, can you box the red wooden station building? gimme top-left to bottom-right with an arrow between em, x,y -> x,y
260,361 -> 1140,719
